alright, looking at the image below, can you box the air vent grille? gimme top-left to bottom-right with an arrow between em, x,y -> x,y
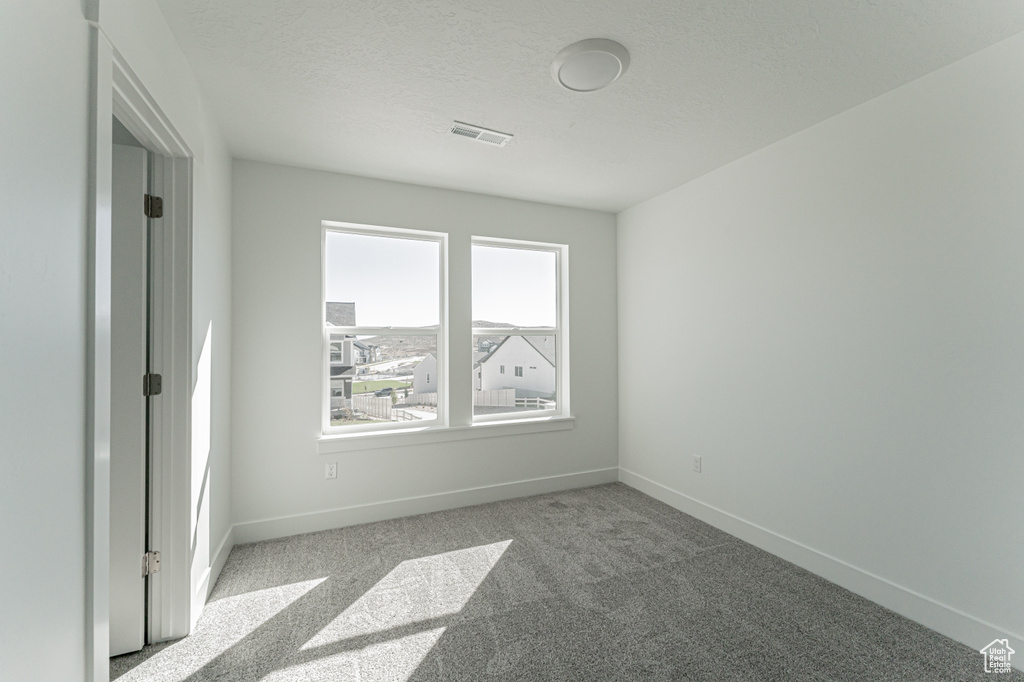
450,121 -> 513,147
451,125 -> 480,139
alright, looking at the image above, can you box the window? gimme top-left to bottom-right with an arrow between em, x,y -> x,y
321,225 -> 568,441
472,238 -> 567,421
323,222 -> 445,433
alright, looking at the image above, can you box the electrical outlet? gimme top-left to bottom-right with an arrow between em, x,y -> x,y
325,462 -> 337,480
692,456 -> 702,473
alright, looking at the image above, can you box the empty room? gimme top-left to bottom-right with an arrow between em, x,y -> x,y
2,1 -> 1023,680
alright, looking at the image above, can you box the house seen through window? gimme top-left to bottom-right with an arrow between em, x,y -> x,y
323,225 -> 443,433
472,240 -> 562,420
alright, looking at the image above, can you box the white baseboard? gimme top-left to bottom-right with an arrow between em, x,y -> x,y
207,526 -> 235,599
189,528 -> 235,631
232,467 -> 619,545
618,467 -> 1023,671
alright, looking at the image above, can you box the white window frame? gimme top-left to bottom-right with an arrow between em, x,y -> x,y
321,221 -> 448,436
471,236 -> 569,424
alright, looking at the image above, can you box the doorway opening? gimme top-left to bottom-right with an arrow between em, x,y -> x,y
109,119 -> 157,657
89,39 -> 195,681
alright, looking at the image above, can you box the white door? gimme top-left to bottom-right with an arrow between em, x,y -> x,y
109,143 -> 149,657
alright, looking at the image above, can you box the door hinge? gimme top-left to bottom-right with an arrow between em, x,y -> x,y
143,373 -> 162,397
142,551 -> 161,577
144,194 -> 164,219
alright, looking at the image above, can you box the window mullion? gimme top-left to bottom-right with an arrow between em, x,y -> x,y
472,327 -> 554,336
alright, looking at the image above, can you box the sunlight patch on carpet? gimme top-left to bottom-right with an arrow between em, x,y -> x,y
115,578 -> 327,682
302,540 -> 511,649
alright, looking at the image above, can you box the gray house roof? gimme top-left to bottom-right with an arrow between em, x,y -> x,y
476,335 -> 555,368
326,301 -> 355,326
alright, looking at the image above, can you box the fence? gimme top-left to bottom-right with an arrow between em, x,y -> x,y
516,397 -> 554,409
406,392 -> 438,406
353,395 -> 431,421
474,389 -> 516,407
353,394 -> 392,420
365,390 -> 545,413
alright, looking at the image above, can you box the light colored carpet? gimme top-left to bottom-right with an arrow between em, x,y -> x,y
111,483 -> 1020,681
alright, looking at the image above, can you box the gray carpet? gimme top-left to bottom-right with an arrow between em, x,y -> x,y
111,483 -> 1021,681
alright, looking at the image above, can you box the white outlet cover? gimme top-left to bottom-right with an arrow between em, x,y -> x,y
693,456 -> 702,473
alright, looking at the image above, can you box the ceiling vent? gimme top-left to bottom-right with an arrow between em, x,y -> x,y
450,121 -> 513,147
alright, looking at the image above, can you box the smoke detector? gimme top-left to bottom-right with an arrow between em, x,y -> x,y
551,38 -> 630,92
450,121 -> 513,147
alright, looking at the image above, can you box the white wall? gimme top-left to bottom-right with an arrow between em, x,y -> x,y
0,2 -> 232,678
231,160 -> 617,535
100,0 -> 235,612
618,32 -> 1024,659
0,2 -> 91,680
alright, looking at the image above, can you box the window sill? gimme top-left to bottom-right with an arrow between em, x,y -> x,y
317,416 -> 575,454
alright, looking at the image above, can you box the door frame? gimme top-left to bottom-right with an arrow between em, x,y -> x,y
87,23 -> 194,682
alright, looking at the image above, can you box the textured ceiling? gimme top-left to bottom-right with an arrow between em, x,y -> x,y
156,0 -> 1024,212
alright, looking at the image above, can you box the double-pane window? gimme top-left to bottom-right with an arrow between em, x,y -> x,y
323,224 -> 445,433
322,224 -> 566,435
471,240 -> 564,421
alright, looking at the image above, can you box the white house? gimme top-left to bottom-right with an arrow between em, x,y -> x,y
412,353 -> 437,395
475,336 -> 555,399
352,340 -> 380,365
